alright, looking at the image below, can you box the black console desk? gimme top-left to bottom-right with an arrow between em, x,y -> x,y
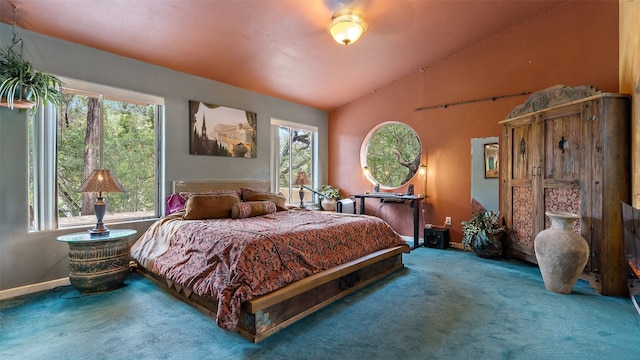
352,193 -> 426,249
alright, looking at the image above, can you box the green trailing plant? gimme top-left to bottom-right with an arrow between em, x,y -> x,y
0,45 -> 64,109
461,210 -> 507,252
318,184 -> 341,200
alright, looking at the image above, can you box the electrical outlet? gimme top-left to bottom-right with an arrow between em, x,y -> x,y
445,216 -> 452,226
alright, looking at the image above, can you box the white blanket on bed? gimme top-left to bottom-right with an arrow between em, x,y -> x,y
130,212 -> 192,269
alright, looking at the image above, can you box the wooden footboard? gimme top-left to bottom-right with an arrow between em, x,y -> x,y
132,245 -> 409,342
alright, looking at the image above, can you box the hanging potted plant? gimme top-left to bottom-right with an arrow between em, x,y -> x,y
318,185 -> 341,211
0,45 -> 64,110
461,210 -> 507,258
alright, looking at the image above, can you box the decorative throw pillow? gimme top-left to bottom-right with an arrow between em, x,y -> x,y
182,194 -> 241,220
239,187 -> 262,201
242,191 -> 288,211
165,193 -> 186,215
179,189 -> 239,201
231,201 -> 277,219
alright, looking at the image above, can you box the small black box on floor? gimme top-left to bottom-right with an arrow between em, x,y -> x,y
424,226 -> 449,249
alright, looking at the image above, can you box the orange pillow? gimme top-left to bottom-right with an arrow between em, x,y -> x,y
231,201 -> 277,219
182,194 -> 241,220
242,192 -> 288,211
239,187 -> 263,201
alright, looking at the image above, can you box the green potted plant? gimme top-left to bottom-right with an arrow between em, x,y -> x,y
0,45 -> 64,110
461,210 -> 507,258
318,184 -> 341,211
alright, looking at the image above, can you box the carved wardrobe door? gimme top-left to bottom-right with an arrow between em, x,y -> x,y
538,102 -> 589,261
502,115 -> 538,262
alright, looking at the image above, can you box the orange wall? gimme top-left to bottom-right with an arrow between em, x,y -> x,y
328,1 -> 619,243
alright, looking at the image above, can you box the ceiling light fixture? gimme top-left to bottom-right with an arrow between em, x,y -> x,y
329,13 -> 366,45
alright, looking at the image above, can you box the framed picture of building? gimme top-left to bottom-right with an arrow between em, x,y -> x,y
484,143 -> 499,178
189,100 -> 257,158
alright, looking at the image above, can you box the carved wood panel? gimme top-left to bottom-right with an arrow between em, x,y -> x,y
511,186 -> 533,256
511,120 -> 534,181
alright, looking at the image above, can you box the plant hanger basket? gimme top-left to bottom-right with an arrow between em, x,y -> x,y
0,97 -> 35,109
0,6 -> 63,110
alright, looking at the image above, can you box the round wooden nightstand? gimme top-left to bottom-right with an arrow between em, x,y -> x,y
56,229 -> 137,293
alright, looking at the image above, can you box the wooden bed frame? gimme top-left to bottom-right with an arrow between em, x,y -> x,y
132,180 -> 410,342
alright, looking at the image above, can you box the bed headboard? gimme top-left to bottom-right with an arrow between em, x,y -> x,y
172,180 -> 271,194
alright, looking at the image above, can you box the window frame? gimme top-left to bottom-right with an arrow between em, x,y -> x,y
28,77 -> 164,232
270,118 -> 318,206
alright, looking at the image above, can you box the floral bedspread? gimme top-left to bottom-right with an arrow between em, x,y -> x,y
131,210 -> 407,331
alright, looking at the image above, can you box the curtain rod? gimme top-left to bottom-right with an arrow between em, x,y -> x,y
414,91 -> 531,112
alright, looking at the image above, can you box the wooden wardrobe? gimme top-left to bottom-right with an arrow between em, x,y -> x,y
500,85 -> 630,296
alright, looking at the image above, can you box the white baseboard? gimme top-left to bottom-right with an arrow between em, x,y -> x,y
0,278 -> 70,301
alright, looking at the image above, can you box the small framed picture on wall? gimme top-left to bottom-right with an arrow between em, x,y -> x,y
484,143 -> 499,178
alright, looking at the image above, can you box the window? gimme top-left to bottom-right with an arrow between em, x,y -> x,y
271,119 -> 317,206
28,78 -> 163,231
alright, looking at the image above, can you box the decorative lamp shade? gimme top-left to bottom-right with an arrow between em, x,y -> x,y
329,13 -> 366,45
294,171 -> 311,186
78,169 -> 124,195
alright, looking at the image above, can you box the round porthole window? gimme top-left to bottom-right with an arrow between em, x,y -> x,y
360,121 -> 421,190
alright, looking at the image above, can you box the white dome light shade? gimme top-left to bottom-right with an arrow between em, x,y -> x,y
329,14 -> 366,45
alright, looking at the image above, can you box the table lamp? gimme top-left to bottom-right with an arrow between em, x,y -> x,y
77,169 -> 124,236
294,171 -> 311,209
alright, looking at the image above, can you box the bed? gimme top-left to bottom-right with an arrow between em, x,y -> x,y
130,180 -> 410,342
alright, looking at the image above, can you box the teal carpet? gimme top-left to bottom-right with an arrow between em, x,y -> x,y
1,248 -> 638,359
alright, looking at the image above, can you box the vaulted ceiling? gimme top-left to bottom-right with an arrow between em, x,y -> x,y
0,0 -> 567,111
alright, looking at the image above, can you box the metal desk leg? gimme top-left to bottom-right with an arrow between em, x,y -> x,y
411,200 -> 420,249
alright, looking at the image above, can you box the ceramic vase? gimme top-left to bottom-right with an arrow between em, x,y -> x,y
321,198 -> 337,211
534,211 -> 589,294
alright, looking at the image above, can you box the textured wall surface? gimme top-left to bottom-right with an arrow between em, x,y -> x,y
329,1 -> 619,241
